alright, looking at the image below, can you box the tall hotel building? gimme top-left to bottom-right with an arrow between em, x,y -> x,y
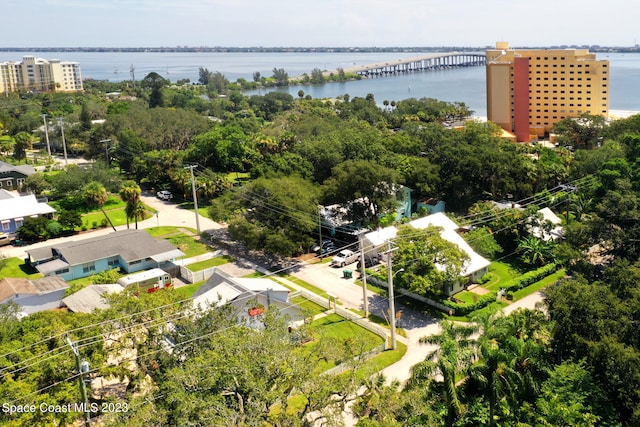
486,42 -> 609,142
0,56 -> 83,94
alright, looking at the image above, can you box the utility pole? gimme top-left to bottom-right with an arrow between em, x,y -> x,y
66,335 -> 91,427
385,239 -> 401,350
42,114 -> 51,157
100,139 -> 111,166
358,232 -> 369,318
58,119 -> 68,166
318,205 -> 323,254
184,165 -> 201,234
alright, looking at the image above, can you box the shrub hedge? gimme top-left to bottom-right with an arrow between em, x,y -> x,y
443,263 -> 559,315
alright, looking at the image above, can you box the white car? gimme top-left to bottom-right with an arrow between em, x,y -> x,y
331,249 -> 358,267
156,190 -> 173,201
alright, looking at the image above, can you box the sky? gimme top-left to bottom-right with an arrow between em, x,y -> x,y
4,0 -> 637,48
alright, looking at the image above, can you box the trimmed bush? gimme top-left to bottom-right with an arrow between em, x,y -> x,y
443,263 -> 559,315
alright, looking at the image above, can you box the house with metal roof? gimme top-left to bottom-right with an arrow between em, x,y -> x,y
0,191 -> 55,234
0,276 -> 69,315
25,230 -> 185,281
361,212 -> 491,296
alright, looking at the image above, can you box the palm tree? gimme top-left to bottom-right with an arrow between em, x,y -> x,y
83,181 -> 116,231
409,321 -> 477,427
119,180 -> 142,229
467,313 -> 511,427
132,200 -> 147,229
517,236 -> 556,266
468,310 -> 551,426
569,192 -> 593,222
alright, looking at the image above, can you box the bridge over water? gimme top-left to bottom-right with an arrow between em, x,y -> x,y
341,52 -> 486,77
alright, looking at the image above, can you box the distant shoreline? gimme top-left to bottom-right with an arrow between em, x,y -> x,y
609,110 -> 640,119
0,46 -> 638,54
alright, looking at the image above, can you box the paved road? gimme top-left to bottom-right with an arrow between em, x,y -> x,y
0,192 -> 222,260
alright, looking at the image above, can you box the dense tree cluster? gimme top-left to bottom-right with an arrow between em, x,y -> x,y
2,71 -> 640,425
352,113 -> 640,427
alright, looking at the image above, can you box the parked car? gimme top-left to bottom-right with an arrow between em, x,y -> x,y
156,190 -> 173,201
331,249 -> 358,267
0,233 -> 14,247
357,255 -> 380,270
312,239 -> 336,256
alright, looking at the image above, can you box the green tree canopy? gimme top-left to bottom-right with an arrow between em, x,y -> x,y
322,160 -> 401,226
392,224 -> 469,296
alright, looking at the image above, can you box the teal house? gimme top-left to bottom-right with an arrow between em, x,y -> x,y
26,230 -> 184,281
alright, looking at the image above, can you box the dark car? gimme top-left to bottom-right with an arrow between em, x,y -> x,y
312,239 -> 336,255
357,255 -> 379,270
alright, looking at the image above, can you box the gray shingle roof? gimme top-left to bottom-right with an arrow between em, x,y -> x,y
27,230 -> 183,265
0,276 -> 68,302
0,161 -> 35,176
62,284 -> 124,313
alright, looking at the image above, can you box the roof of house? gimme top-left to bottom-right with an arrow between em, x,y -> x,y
0,161 -> 35,177
27,230 -> 184,265
192,269 -> 289,311
363,212 -> 491,276
538,207 -> 562,225
530,207 -> 564,241
0,189 -> 17,200
0,194 -> 56,222
0,276 -> 69,303
62,284 -> 124,313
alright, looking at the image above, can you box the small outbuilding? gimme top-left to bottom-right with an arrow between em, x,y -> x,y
0,276 -> 69,315
62,284 -> 125,313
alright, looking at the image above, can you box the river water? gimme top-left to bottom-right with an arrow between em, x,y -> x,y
1,50 -> 638,117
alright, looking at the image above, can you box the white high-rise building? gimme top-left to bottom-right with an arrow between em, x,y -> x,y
0,56 -> 83,94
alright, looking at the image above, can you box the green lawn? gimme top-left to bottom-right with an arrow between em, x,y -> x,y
80,200 -> 153,230
511,268 -> 566,301
290,295 -> 326,317
146,226 -> 196,237
280,274 -> 333,299
483,260 -> 523,292
82,209 -> 128,229
453,290 -> 483,304
165,234 -> 210,258
348,308 -> 408,338
0,257 -> 42,279
311,314 -> 384,345
177,201 -> 213,219
187,255 -> 235,271
145,226 -> 211,258
356,342 -> 407,381
173,281 -> 206,299
299,313 -> 386,373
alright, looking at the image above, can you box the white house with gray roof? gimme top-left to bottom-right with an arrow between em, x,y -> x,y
0,276 -> 69,315
26,230 -> 184,281
192,269 -> 300,325
0,190 -> 55,235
